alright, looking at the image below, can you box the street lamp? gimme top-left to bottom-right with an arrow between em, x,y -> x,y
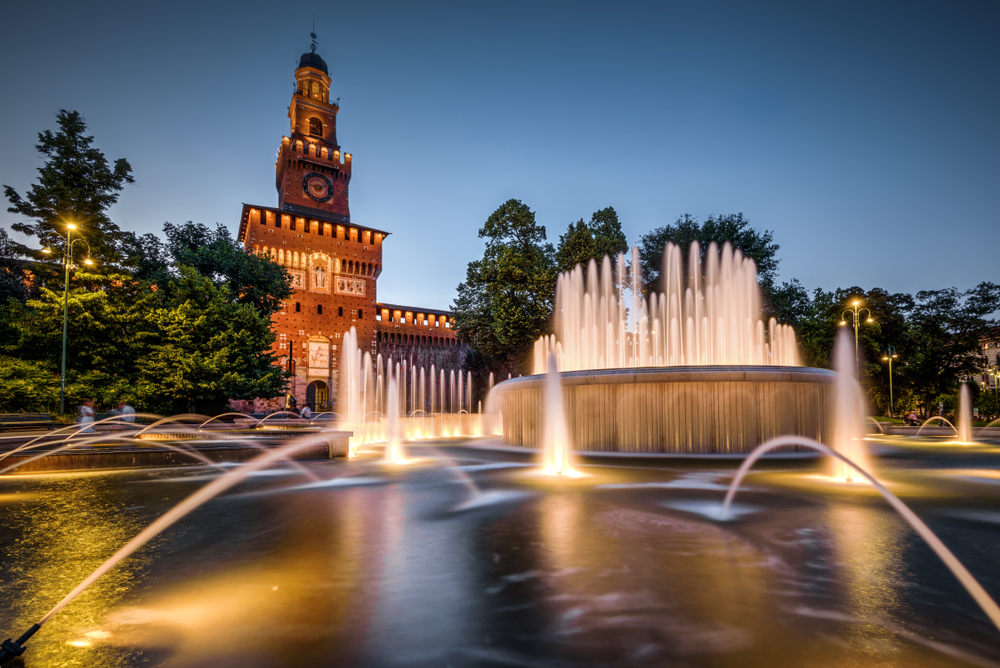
839,299 -> 874,373
41,223 -> 95,414
881,345 -> 898,418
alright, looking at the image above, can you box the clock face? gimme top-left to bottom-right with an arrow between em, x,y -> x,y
303,172 -> 334,202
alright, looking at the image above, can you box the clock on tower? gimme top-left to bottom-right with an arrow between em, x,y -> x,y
275,47 -> 352,222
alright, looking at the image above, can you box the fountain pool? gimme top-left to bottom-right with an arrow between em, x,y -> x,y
1,437 -> 998,667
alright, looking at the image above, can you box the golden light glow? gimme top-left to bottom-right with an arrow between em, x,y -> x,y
853,300 -> 859,306
41,247 -> 52,254
839,321 -> 846,326
83,258 -> 94,266
67,223 -> 77,230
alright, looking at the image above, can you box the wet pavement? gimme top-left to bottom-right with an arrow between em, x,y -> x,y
1,435 -> 999,667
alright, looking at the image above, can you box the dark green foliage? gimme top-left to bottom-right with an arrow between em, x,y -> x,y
162,221 -> 291,315
0,228 -> 30,305
4,110 -> 134,269
453,199 -> 556,378
133,267 -> 286,414
906,283 -> 1000,414
555,206 -> 628,274
636,213 -> 779,295
779,282 -> 999,417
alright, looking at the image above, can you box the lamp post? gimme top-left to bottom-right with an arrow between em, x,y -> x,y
839,299 -> 873,374
41,224 -> 94,415
881,345 -> 898,417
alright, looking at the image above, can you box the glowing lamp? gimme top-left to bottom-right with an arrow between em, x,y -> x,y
41,247 -> 52,254
839,321 -> 846,326
83,258 -> 94,266
867,318 -> 874,323
882,356 -> 889,361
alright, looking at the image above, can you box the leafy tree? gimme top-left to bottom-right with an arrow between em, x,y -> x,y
4,110 -> 134,269
0,356 -> 60,413
162,221 -> 291,314
636,213 -> 780,295
453,199 -> 556,380
906,283 -> 1000,415
0,228 -> 29,304
120,231 -> 170,283
134,267 -> 286,414
555,206 -> 628,274
766,279 -> 812,327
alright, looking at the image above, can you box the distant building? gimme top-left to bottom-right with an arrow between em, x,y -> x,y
237,45 -> 465,411
980,326 -> 1000,391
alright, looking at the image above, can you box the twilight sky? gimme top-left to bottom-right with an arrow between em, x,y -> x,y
1,0 -> 997,310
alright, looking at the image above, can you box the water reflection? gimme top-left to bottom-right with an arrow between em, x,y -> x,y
0,473 -> 155,666
0,449 -> 997,667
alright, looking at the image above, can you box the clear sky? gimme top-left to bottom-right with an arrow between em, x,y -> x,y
1,0 -> 997,310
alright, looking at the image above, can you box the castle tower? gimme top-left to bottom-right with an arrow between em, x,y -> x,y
236,39 -> 465,415
275,45 -> 352,221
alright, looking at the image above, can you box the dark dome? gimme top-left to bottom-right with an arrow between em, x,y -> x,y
298,51 -> 329,75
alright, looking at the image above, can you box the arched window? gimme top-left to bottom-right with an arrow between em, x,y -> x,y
309,118 -> 322,137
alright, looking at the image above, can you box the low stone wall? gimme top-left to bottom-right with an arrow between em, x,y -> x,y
492,366 -> 836,454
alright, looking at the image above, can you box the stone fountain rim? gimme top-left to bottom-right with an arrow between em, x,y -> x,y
493,365 -> 836,391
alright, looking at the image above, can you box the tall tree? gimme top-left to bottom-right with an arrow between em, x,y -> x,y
453,199 -> 556,380
0,227 -> 29,305
907,283 -> 1000,414
134,267 -> 286,414
162,221 -> 291,314
4,110 -> 134,268
555,206 -> 628,275
636,213 -> 780,295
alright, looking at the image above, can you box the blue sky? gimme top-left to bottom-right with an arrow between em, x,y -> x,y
1,0 -> 997,310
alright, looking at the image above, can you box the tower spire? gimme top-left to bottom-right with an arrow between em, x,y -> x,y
310,18 -> 318,53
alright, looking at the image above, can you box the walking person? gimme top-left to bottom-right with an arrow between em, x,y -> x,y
118,401 -> 136,424
78,399 -> 96,433
300,402 -> 312,420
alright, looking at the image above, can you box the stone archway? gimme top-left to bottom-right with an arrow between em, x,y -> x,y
306,381 -> 329,412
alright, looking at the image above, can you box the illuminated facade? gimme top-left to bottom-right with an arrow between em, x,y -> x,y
238,46 -> 464,410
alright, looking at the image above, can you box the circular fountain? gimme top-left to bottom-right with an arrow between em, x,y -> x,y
491,242 -> 836,454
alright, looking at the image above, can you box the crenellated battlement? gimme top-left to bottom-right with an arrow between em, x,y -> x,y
278,136 -> 352,172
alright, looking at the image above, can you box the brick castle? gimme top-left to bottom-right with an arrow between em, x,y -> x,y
237,45 -> 466,411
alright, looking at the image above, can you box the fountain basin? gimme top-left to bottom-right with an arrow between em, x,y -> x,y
491,366 -> 835,454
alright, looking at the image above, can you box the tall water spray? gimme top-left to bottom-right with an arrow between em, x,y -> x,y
534,242 -> 799,372
338,328 -> 365,456
831,329 -> 870,481
957,383 -> 974,443
541,353 -> 578,476
384,369 -> 408,463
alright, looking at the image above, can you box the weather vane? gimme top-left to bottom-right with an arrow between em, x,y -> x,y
310,17 -> 318,53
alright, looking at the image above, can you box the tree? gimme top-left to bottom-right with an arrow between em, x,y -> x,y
162,221 -> 291,314
636,213 -> 780,295
453,199 -> 556,380
555,206 -> 629,283
4,110 -> 134,269
906,283 -> 1000,415
0,228 -> 30,305
134,267 -> 286,414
